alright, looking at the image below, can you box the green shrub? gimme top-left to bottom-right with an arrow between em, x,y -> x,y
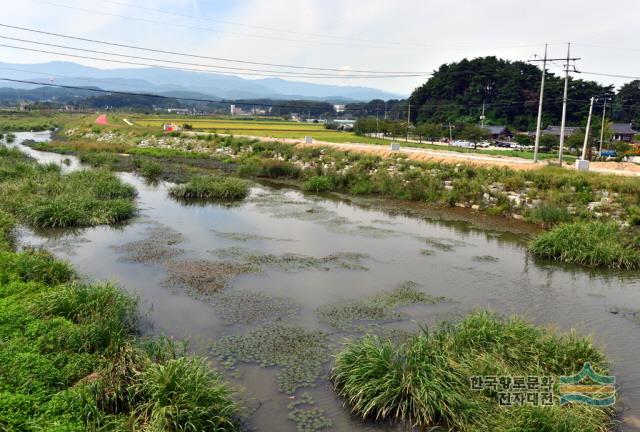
627,206 -> 640,226
303,175 -> 334,193
169,175 -> 249,201
133,357 -> 240,431
0,249 -> 75,285
332,311 -> 612,431
79,152 -> 120,168
137,160 -> 163,180
526,204 -> 572,227
530,221 -> 640,269
0,210 -> 15,251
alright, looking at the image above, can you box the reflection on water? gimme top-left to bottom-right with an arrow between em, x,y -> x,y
10,132 -> 640,431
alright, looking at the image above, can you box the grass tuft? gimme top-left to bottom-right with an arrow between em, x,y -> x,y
332,311 -> 613,431
530,221 -> 640,269
169,175 -> 249,201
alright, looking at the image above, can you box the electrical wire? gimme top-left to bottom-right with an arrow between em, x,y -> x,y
0,35 -> 425,78
0,43 -> 422,79
0,23 -> 429,74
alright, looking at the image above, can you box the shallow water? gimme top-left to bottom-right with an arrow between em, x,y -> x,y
10,132 -> 640,431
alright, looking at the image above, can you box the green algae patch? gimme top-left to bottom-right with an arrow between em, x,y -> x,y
317,281 -> 447,332
211,323 -> 329,394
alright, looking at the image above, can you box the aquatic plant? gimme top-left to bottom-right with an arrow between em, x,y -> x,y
209,290 -> 298,324
211,247 -> 369,272
168,175 -> 249,201
317,282 -> 446,331
332,311 -> 613,431
211,229 -> 295,242
164,259 -> 259,293
472,255 -> 499,263
212,323 -> 329,393
530,221 -> 640,269
113,225 -> 184,264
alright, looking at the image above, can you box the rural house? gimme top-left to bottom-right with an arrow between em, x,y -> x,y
542,125 -> 580,137
610,123 -> 637,142
482,125 -> 512,140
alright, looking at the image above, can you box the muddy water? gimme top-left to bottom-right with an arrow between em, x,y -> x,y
9,132 -> 640,431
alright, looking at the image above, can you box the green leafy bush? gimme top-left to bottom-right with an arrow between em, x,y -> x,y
303,176 -> 334,193
530,221 -> 640,269
169,175 -> 249,201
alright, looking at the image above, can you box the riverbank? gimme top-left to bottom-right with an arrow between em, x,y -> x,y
33,124 -> 640,268
0,142 -> 242,431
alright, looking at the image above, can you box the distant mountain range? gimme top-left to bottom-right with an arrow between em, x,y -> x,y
0,61 -> 404,102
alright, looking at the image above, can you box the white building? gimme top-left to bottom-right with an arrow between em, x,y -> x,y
333,104 -> 346,114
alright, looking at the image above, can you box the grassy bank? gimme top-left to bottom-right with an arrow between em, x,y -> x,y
332,311 -> 613,431
530,221 -> 640,269
0,146 -> 136,227
0,249 -> 241,431
29,124 -> 640,268
0,140 -> 242,431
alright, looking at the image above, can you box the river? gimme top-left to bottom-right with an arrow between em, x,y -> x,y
8,132 -> 640,431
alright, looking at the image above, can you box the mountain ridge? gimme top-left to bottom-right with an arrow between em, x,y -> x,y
0,61 -> 404,102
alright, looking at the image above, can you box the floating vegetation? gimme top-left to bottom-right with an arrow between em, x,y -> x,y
317,282 -> 447,332
420,249 -> 435,256
113,225 -> 184,263
164,259 -> 259,293
417,236 -> 468,252
287,392 -> 333,432
609,307 -> 640,325
209,290 -> 298,324
472,255 -> 499,263
211,323 -> 329,394
211,229 -> 295,242
210,247 -> 369,272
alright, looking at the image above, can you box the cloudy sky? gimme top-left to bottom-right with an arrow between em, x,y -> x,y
2,0 -> 640,95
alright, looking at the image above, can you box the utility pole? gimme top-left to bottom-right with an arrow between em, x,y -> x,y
384,101 -> 387,120
558,43 -> 571,166
558,43 -> 581,166
533,44 -> 547,163
376,108 -> 379,138
598,99 -> 607,155
581,96 -> 595,161
448,122 -> 453,143
528,44 -> 579,164
406,103 -> 411,142
480,101 -> 486,128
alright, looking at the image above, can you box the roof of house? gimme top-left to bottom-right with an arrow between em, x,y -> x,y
610,123 -> 637,135
542,126 -> 580,136
482,125 -> 510,135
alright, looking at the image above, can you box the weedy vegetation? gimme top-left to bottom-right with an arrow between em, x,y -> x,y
530,221 -> 640,269
168,175 -> 250,201
332,311 -> 614,431
0,146 -> 136,227
0,249 -> 241,431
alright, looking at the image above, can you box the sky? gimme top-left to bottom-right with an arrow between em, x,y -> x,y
2,0 -> 640,95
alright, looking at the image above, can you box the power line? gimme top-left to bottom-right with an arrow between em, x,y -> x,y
0,43 -> 421,79
0,35 -> 424,78
0,23 -> 429,74
25,0 -> 550,53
